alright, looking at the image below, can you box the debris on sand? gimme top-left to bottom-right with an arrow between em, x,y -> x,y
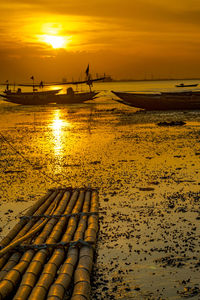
155,256 -> 190,268
177,286 -> 200,298
157,121 -> 186,126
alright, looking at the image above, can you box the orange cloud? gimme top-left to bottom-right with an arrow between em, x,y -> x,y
1,0 -> 200,81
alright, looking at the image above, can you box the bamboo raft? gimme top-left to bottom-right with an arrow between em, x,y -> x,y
0,187 -> 99,300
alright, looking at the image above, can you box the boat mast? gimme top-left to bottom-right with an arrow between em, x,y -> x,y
5,80 -> 9,91
31,76 -> 35,92
85,64 -> 93,92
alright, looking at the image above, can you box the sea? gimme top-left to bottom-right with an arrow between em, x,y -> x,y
0,79 -> 200,299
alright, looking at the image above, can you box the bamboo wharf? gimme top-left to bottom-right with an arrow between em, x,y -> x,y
0,187 -> 99,299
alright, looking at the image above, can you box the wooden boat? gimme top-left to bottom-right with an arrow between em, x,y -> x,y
112,90 -> 200,110
0,88 -> 98,105
0,66 -> 105,105
175,83 -> 198,88
0,88 -> 62,105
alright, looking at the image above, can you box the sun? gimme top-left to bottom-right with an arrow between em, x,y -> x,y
42,35 -> 68,49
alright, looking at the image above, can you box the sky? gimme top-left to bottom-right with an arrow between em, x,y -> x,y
1,0 -> 200,82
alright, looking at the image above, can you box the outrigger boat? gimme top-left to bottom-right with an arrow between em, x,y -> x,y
112,90 -> 200,110
0,66 -> 104,105
0,87 -> 98,105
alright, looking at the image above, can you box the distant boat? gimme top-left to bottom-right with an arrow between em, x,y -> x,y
112,90 -> 200,110
175,83 -> 198,87
0,87 -> 98,105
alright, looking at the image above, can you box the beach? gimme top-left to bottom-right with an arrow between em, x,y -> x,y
0,80 -> 200,299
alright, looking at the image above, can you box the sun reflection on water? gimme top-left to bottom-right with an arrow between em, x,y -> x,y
51,109 -> 70,156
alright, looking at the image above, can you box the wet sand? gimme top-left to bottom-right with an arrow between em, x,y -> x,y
0,92 -> 200,299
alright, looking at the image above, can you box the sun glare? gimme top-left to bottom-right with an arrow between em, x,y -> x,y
42,35 -> 69,49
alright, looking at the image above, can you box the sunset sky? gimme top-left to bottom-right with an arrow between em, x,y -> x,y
1,0 -> 200,82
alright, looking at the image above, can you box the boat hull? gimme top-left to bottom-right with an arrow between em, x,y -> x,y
112,91 -> 200,111
0,94 -> 51,105
0,91 -> 99,105
176,84 -> 198,87
52,91 -> 99,104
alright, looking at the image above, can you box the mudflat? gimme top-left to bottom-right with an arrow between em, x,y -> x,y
0,97 -> 200,299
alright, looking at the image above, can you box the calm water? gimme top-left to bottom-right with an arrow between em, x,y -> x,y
0,80 -> 200,299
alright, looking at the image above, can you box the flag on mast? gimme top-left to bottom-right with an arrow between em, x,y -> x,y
85,64 -> 89,76
30,76 -> 34,80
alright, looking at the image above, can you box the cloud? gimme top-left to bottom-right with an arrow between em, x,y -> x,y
1,0 -> 200,80
2,0 -> 200,26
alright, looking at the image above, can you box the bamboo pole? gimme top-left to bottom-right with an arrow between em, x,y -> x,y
46,190 -> 91,300
0,189 -> 58,270
71,190 -> 99,300
0,189 -> 59,279
0,190 -> 61,258
0,253 -> 21,281
28,189 -> 87,300
0,189 -> 63,300
47,247 -> 79,300
13,190 -> 78,300
0,188 -> 99,300
0,189 -> 54,248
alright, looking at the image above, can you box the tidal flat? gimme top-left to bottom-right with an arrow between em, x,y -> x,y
0,91 -> 200,299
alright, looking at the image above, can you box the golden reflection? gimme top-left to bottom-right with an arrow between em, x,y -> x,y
51,110 -> 70,156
